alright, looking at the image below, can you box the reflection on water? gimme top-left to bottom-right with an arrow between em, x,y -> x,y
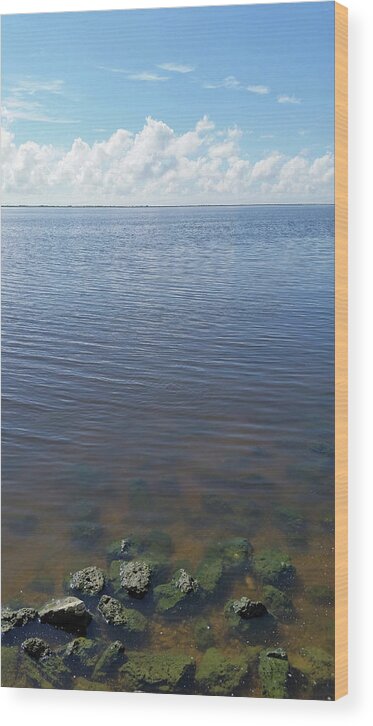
1,205 -> 335,697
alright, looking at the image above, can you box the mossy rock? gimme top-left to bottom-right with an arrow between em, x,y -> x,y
73,676 -> 112,692
263,585 -> 295,621
195,647 -> 256,696
206,537 -> 252,572
109,557 -> 167,597
119,651 -> 195,694
196,558 -> 223,596
193,618 -> 215,651
92,641 -> 126,681
18,652 -> 71,689
61,637 -> 101,674
153,569 -> 199,615
259,649 -> 289,699
97,595 -> 147,634
290,647 -> 334,698
1,646 -> 19,687
252,549 -> 296,589
107,531 -> 172,562
224,599 -> 277,644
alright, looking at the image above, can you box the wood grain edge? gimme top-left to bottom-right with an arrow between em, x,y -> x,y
335,0 -> 348,701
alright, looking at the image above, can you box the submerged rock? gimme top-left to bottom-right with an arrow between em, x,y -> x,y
70,566 -> 106,596
259,648 -> 289,698
1,607 -> 38,635
154,569 -> 199,615
195,647 -> 256,696
21,638 -> 51,661
290,647 -> 334,698
19,651 -> 71,689
120,561 -> 151,599
39,596 -> 92,630
62,637 -> 101,673
206,537 -> 252,572
194,618 -> 215,651
174,569 -> 199,594
1,646 -> 19,687
195,557 -> 223,596
224,599 -> 276,644
92,640 -> 126,681
119,652 -> 195,694
252,549 -> 296,589
97,595 -> 147,634
263,585 -> 295,621
231,597 -> 268,619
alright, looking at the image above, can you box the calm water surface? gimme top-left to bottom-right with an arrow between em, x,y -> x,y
2,205 -> 335,696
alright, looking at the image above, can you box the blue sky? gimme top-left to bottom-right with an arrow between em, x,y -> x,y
1,3 -> 335,204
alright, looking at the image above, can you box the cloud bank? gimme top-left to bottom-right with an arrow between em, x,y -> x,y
1,117 -> 334,205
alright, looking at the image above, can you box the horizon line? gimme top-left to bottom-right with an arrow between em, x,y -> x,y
2,202 -> 334,209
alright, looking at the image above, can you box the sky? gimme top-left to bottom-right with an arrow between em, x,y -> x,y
1,3 -> 335,205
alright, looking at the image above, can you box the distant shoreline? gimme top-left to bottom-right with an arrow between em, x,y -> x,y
2,203 -> 334,209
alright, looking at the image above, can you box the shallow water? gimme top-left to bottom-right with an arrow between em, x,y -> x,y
1,205 -> 335,697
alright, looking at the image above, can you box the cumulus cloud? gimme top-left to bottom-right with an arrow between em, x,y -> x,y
277,94 -> 302,105
158,63 -> 195,73
1,117 -> 334,205
246,85 -> 270,95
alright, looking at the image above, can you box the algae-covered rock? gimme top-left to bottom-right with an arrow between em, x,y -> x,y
97,595 -> 147,634
39,596 -> 92,631
1,607 -> 38,635
206,537 -> 252,572
194,618 -> 215,650
1,645 -> 19,687
224,599 -> 276,644
154,569 -> 199,615
231,597 -> 268,619
263,585 -> 295,621
252,549 -> 296,589
92,640 -> 126,681
119,651 -> 195,694
195,647 -> 254,696
70,566 -> 105,596
290,647 -> 334,698
195,558 -> 223,596
120,561 -> 151,599
259,648 -> 289,698
73,676 -> 112,692
19,651 -> 71,689
62,637 -> 101,673
21,638 -> 51,660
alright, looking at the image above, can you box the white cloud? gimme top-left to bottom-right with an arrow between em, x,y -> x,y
247,85 -> 270,95
205,77 -> 270,96
127,72 -> 169,82
1,117 -> 334,205
158,63 -> 195,73
11,78 -> 65,95
277,94 -> 302,105
2,98 -> 78,125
